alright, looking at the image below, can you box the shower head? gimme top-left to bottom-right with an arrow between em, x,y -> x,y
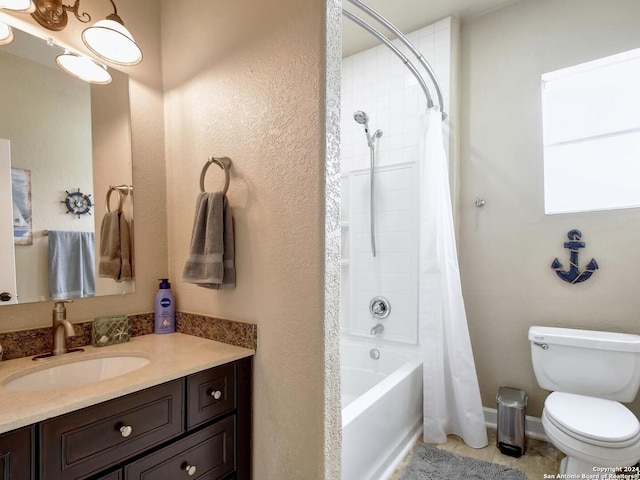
353,109 -> 382,147
353,110 -> 369,125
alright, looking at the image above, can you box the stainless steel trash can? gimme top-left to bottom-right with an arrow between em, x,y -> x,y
496,386 -> 527,457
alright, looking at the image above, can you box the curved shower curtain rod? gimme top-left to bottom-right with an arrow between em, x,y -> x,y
342,0 -> 446,118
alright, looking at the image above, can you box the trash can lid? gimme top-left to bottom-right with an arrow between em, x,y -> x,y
497,387 -> 527,408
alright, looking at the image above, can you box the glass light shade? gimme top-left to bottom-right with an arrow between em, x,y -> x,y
56,52 -> 112,85
0,21 -> 13,45
0,0 -> 34,12
82,19 -> 142,66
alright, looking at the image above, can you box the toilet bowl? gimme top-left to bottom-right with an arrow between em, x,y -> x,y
529,326 -> 640,476
541,392 -> 640,474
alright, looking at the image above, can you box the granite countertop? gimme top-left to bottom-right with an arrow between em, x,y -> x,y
0,333 -> 254,435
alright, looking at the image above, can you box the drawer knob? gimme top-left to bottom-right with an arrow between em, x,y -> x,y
209,389 -> 222,400
184,464 -> 197,476
120,425 -> 133,437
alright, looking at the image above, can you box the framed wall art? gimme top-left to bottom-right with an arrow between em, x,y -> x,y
11,168 -> 32,245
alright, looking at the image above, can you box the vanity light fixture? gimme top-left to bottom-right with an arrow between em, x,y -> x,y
0,21 -> 13,45
56,51 -> 112,84
1,0 -> 142,65
0,0 -> 34,12
81,0 -> 142,66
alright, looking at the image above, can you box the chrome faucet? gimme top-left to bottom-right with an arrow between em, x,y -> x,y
370,323 -> 384,336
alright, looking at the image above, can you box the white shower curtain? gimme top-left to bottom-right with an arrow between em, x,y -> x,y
418,107 -> 488,448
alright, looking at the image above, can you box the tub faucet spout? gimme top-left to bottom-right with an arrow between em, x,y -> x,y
370,323 -> 384,336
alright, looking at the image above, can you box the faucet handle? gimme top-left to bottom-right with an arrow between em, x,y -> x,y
53,300 -> 73,307
53,300 -> 73,322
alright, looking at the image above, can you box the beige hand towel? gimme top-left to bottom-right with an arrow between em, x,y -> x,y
99,211 -> 134,281
119,213 -> 133,281
99,211 -> 121,279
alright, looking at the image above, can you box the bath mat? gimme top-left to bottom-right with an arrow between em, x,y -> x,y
399,443 -> 526,480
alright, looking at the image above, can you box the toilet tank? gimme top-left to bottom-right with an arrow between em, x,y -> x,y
529,326 -> 640,402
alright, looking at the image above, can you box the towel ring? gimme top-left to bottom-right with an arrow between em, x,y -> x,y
105,185 -> 133,213
200,156 -> 232,195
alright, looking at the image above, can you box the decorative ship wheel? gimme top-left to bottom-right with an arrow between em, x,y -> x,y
61,189 -> 92,218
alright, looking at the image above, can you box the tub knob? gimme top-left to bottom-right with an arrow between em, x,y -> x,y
370,348 -> 380,360
370,296 -> 390,319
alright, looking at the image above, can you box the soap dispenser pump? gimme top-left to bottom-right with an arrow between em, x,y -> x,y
154,279 -> 175,334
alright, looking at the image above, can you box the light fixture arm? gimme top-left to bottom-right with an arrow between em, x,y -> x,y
31,0 -> 91,31
67,0 -> 90,23
105,0 -> 123,25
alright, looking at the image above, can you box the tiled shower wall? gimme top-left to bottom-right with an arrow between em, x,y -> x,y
341,17 -> 452,344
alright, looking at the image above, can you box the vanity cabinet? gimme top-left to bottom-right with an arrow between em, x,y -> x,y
40,380 -> 184,480
36,357 -> 251,480
125,416 -> 235,479
0,425 -> 34,480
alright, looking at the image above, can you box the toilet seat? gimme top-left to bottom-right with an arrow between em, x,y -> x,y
544,392 -> 640,447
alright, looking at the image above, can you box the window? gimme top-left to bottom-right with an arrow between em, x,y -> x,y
541,48 -> 640,214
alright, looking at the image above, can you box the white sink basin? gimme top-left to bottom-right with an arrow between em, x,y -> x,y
3,355 -> 151,391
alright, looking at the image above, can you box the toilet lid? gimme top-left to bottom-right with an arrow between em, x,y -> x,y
545,392 -> 640,443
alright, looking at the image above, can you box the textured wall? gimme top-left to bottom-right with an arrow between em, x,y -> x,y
160,0 -> 328,478
459,0 -> 640,417
0,1 -> 167,331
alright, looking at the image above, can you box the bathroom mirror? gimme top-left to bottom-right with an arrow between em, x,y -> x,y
0,25 -> 135,305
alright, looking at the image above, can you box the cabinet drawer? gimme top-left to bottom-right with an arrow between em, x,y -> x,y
41,379 -> 184,480
187,363 -> 236,429
125,415 -> 235,480
0,426 -> 34,480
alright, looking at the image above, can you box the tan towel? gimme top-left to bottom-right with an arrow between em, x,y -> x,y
119,213 -> 133,281
183,192 -> 235,289
99,211 -> 121,279
99,211 -> 134,281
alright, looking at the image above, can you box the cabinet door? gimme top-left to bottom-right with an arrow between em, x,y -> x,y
125,416 -> 235,480
187,362 -> 236,430
0,426 -> 34,480
40,379 -> 184,480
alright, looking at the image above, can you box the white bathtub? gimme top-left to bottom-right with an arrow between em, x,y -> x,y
341,340 -> 423,480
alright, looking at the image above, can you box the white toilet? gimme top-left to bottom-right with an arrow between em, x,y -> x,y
529,326 -> 640,475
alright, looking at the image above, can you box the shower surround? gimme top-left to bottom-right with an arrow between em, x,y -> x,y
340,17 -> 452,343
340,17 -> 454,480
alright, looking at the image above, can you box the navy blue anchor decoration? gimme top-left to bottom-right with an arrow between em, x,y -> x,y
551,229 -> 598,284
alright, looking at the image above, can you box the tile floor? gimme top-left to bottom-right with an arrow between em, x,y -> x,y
390,429 -> 561,480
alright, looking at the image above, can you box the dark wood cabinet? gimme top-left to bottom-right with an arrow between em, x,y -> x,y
0,426 -> 34,480
125,416 -> 235,480
187,362 -> 236,429
40,379 -> 184,480
2,357 -> 251,480
95,471 -> 122,480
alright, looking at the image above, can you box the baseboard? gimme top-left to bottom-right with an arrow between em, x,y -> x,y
483,407 -> 548,441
